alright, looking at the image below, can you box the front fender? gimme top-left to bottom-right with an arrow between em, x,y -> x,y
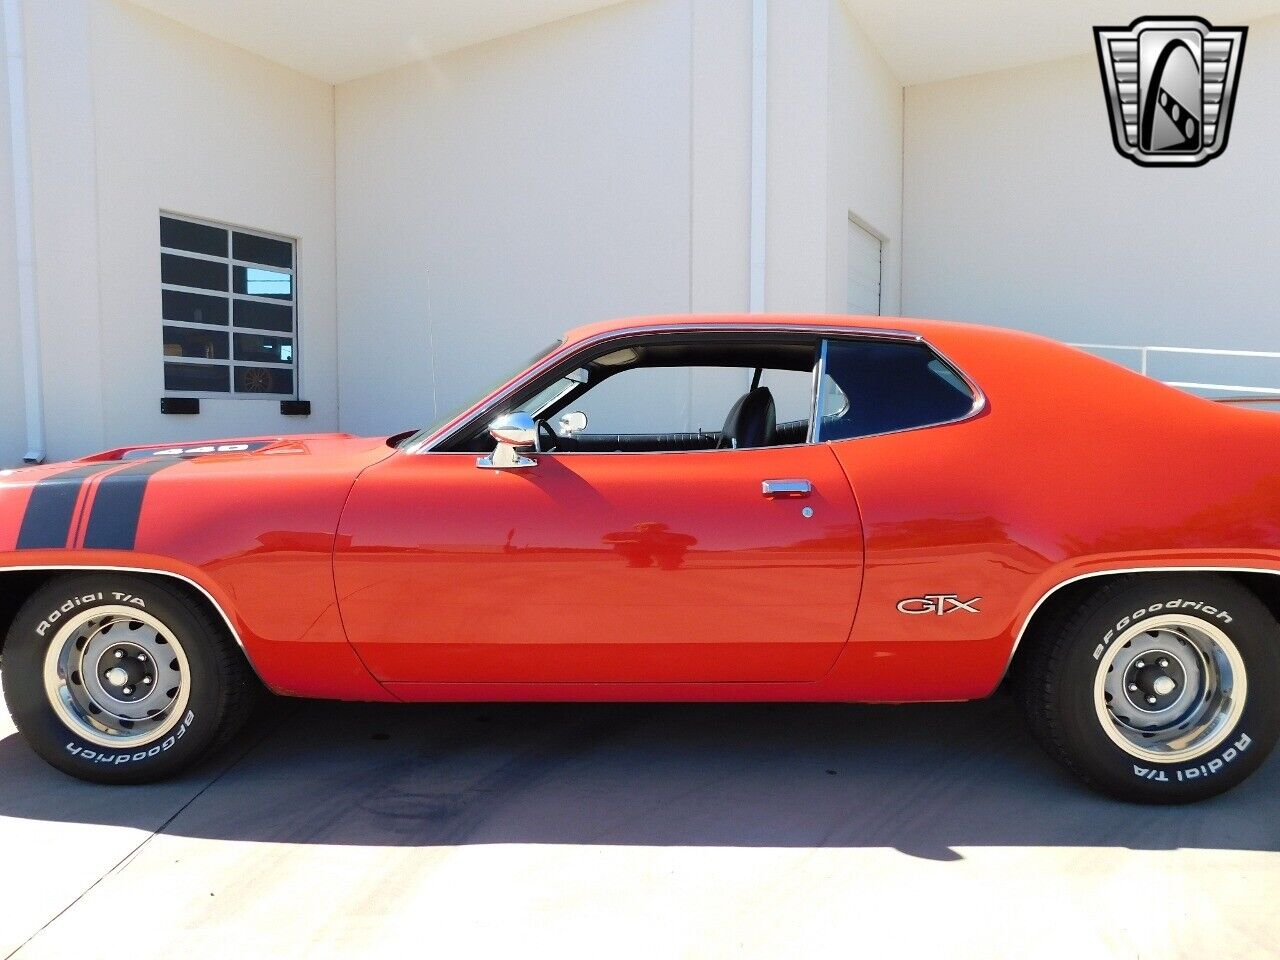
0,549 -> 393,701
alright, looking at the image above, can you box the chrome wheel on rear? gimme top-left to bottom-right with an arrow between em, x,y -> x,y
1094,613 -> 1247,764
42,606 -> 191,749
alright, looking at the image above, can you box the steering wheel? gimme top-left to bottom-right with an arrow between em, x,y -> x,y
536,419 -> 559,453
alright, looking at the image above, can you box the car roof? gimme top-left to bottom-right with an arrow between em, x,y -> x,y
559,313 -> 1013,347
556,313 -> 1213,419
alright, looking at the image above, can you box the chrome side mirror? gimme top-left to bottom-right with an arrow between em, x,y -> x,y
477,412 -> 538,469
557,410 -> 588,436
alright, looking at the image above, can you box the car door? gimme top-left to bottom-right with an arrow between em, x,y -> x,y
333,443 -> 863,684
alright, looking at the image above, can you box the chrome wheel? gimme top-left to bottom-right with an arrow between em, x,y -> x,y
42,606 -> 191,749
1094,613 -> 1247,764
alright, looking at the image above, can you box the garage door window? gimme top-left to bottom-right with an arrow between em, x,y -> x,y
160,214 -> 297,397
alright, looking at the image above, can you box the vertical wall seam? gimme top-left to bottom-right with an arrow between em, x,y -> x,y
4,0 -> 44,462
823,0 -> 834,313
687,0 -> 694,315
898,83 -> 905,313
86,0 -> 110,454
686,0 -> 694,427
748,0 -> 767,313
331,80 -> 340,429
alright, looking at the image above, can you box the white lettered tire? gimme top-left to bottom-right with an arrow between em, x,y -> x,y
1020,574 -> 1280,802
2,574 -> 257,784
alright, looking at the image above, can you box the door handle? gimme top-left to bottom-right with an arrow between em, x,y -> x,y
761,478 -> 812,498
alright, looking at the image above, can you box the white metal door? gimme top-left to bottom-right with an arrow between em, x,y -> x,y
846,218 -> 883,316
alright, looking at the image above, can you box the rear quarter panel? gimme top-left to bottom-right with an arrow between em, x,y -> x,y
824,322 -> 1280,700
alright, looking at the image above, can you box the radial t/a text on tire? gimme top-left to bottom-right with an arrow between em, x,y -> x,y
2,573 -> 256,785
1020,574 -> 1280,802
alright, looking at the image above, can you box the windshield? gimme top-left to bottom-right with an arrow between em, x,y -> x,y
399,341 -> 561,449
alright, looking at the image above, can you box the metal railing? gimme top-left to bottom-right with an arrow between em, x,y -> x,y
1071,342 -> 1280,399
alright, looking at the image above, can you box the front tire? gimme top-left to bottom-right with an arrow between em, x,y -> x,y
3,574 -> 256,784
1020,574 -> 1280,802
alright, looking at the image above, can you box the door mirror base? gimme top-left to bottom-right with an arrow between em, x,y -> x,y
477,444 -> 537,469
478,412 -> 539,469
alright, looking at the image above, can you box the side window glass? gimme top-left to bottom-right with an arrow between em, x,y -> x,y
576,366 -> 702,434
818,339 -> 975,441
573,366 -> 813,436
758,368 -> 813,430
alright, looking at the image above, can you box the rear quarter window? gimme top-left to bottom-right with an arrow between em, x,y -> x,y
818,339 -> 976,441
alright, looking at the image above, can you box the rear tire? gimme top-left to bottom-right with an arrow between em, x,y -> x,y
2,573 -> 257,784
1019,574 -> 1280,802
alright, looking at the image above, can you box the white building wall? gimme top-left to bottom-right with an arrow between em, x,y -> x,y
763,0 -> 829,313
335,0 -> 699,438
3,0 -> 909,459
902,15 -> 1280,367
15,0 -> 337,463
87,0 -> 338,453
825,0 -> 902,316
4,2 -> 1276,461
758,0 -> 904,318
689,0 -> 751,315
334,0 -> 906,438
0,6 -> 24,467
22,0 -> 104,464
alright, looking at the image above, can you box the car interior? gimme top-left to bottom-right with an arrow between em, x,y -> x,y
444,335 -> 825,454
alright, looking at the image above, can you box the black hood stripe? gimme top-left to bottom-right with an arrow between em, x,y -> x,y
16,462 -> 125,550
81,458 -> 180,550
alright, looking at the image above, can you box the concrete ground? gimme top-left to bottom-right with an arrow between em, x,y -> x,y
1,675 -> 1277,960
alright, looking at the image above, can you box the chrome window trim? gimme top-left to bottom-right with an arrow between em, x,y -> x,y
0,564 -> 258,675
807,339 -> 829,444
1000,565 -> 1280,683
407,321 -> 986,456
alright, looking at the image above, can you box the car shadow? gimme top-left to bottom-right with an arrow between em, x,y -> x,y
1,695 -> 1277,860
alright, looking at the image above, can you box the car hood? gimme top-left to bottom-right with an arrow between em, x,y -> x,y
0,435 -> 399,496
0,433 -> 399,485
0,433 -> 401,555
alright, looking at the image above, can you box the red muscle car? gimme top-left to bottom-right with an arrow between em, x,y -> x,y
2,314 -> 1277,802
